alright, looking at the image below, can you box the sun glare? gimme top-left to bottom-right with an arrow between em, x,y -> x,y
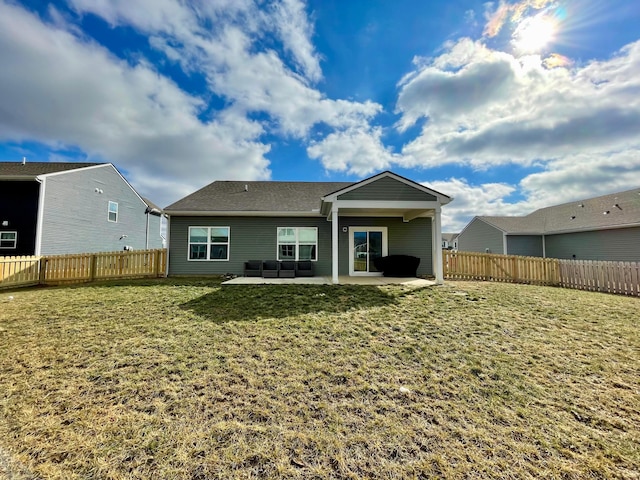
512,13 -> 557,54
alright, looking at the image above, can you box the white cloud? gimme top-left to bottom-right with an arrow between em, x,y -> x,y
268,0 -> 323,82
396,38 -> 640,174
0,1 -> 270,207
426,178 -> 527,232
307,127 -> 398,175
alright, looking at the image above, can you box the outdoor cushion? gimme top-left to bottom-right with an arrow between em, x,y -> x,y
295,261 -> 314,277
262,260 -> 279,278
373,255 -> 420,277
244,260 -> 262,277
279,261 -> 296,278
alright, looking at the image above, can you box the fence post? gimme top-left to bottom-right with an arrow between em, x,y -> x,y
38,257 -> 47,285
89,254 -> 98,282
153,249 -> 159,277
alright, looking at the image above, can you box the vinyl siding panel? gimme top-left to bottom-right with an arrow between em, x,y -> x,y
545,227 -> 640,261
0,180 -> 39,255
146,214 -> 164,249
169,215 -> 433,276
506,235 -> 543,257
457,218 -> 504,254
337,177 -> 436,201
168,216 -> 333,276
40,165 -> 151,255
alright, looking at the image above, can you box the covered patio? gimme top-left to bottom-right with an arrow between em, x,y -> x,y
223,276 -> 436,287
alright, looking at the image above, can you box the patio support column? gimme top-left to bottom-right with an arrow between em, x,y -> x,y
331,204 -> 339,284
432,205 -> 444,284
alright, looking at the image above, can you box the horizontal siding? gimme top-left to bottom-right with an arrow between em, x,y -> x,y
169,216 -> 434,277
458,218 -> 504,254
338,177 -> 436,201
507,235 -> 543,257
169,216 -> 333,276
545,227 -> 640,261
40,165 -> 152,255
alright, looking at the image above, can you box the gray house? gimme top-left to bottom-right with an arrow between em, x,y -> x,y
457,188 -> 640,261
442,233 -> 459,250
0,161 -> 164,256
164,171 -> 452,283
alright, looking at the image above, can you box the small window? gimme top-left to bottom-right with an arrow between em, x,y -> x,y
277,227 -> 317,261
108,201 -> 118,222
0,231 -> 17,249
188,226 -> 230,261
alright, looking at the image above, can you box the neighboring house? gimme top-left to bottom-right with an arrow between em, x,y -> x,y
442,233 -> 458,250
457,188 -> 640,261
164,171 -> 452,283
0,161 -> 164,256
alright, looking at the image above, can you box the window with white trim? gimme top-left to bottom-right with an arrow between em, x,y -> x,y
0,231 -> 17,249
277,227 -> 317,261
108,201 -> 118,222
189,226 -> 230,261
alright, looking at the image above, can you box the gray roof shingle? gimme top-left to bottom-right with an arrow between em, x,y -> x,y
164,181 -> 354,212
0,161 -> 105,178
478,188 -> 640,234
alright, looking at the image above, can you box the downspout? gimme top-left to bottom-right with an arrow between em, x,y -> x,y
145,208 -> 150,249
165,215 -> 171,277
502,233 -> 508,255
542,234 -> 546,258
34,177 -> 46,256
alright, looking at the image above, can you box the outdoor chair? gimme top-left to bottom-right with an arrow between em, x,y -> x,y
262,260 -> 280,278
244,260 -> 262,277
295,260 -> 314,277
279,261 -> 296,278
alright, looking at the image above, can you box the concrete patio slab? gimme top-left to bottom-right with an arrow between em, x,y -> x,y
222,276 -> 436,287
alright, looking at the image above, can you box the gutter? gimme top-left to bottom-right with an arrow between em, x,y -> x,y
164,210 -> 324,217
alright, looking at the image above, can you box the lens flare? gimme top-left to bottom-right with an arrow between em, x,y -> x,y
512,13 -> 557,53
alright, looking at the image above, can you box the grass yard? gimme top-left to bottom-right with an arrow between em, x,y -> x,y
0,279 -> 638,479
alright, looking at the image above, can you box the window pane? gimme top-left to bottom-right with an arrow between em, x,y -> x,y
278,228 -> 296,244
108,202 -> 118,213
108,212 -> 117,222
298,228 -> 316,243
189,244 -> 207,259
278,244 -> 295,260
210,245 -> 228,260
189,228 -> 208,243
298,244 -> 316,260
210,227 -> 229,243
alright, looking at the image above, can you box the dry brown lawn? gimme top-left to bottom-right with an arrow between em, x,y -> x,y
0,279 -> 638,479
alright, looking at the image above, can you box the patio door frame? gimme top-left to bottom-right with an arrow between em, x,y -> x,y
348,226 -> 388,276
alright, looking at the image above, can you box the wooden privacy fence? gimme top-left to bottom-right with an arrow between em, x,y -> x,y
443,250 -> 640,297
443,250 -> 559,285
557,259 -> 640,297
0,249 -> 166,289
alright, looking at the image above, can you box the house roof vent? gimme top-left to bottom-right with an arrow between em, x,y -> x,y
22,157 -> 26,165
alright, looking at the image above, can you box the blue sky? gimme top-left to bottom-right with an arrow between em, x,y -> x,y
1,0 -> 639,231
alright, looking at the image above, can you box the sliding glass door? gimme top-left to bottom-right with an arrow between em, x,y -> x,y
349,227 -> 387,275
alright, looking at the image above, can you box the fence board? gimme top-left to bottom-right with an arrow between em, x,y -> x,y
1,249 -> 167,289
